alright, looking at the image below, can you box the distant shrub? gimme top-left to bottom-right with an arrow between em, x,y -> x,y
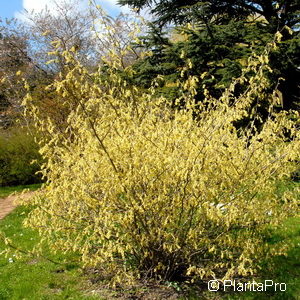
0,126 -> 42,186
21,39 -> 299,285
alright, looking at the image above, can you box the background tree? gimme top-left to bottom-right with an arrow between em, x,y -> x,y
120,0 -> 300,113
0,0 -> 145,130
118,0 -> 300,31
0,0 -> 146,185
0,18 -> 47,128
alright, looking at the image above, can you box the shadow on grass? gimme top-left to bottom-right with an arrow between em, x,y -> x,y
222,217 -> 300,300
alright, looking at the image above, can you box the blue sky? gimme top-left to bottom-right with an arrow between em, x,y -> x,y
0,0 -> 23,19
0,0 -> 128,20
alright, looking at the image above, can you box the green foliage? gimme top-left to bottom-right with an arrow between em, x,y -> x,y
131,21 -> 299,114
0,127 -> 43,187
121,0 -> 300,118
133,21 -> 271,90
119,0 -> 300,31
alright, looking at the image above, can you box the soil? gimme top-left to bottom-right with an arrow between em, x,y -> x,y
0,192 -> 34,219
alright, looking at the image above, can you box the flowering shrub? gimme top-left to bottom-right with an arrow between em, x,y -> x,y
21,38 -> 299,284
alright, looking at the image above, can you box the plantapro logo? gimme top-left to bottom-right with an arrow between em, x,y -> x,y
208,279 -> 287,292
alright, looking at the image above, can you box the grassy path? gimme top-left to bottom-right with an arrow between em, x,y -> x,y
0,184 -> 41,220
0,192 -> 34,220
0,184 -> 102,299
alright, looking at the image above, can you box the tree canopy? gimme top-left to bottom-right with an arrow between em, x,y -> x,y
120,0 -> 300,114
119,0 -> 300,31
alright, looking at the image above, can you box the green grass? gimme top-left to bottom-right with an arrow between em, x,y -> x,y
222,217 -> 300,300
178,216 -> 300,300
0,182 -> 299,299
0,185 -> 102,300
182,180 -> 300,300
0,183 -> 42,198
0,205 -> 102,300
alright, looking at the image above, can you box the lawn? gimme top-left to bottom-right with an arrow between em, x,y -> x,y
0,183 -> 299,299
224,215 -> 300,300
0,185 -> 102,300
0,184 -> 42,198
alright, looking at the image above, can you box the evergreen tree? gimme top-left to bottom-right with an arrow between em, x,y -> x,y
121,0 -> 300,111
119,0 -> 300,31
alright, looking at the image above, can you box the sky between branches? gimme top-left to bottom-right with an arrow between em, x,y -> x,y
1,0 -> 131,20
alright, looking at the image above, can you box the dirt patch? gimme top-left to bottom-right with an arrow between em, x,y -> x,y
85,284 -> 181,300
0,192 -> 34,220
85,282 -> 222,300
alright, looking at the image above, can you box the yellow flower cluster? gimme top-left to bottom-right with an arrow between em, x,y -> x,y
21,36 -> 299,284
